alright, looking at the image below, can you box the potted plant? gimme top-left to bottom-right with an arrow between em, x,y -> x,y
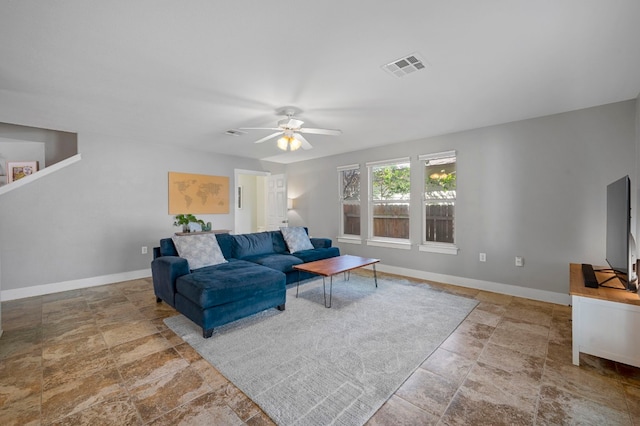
173,214 -> 205,233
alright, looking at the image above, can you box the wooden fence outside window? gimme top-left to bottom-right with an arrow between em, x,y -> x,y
343,203 -> 454,242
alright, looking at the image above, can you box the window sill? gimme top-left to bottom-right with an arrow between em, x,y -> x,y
337,236 -> 363,245
366,238 -> 412,250
419,242 -> 459,255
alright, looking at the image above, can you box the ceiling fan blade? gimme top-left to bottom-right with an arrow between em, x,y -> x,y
294,133 -> 313,150
239,127 -> 281,131
298,127 -> 342,136
254,131 -> 283,144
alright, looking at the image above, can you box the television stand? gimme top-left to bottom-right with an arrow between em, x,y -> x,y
570,263 -> 640,368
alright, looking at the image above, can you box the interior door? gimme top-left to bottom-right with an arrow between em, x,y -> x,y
266,173 -> 287,231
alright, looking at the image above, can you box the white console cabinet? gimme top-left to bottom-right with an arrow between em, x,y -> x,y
570,263 -> 640,368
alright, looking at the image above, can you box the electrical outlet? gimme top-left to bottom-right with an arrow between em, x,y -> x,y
479,253 -> 486,262
515,256 -> 524,267
141,246 -> 148,255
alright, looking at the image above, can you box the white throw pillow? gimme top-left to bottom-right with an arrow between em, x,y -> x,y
280,227 -> 314,253
172,233 -> 227,270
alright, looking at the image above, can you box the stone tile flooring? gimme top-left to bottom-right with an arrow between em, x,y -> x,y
1,273 -> 639,425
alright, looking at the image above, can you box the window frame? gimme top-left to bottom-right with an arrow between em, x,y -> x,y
366,157 -> 412,250
337,164 -> 362,244
419,150 -> 458,255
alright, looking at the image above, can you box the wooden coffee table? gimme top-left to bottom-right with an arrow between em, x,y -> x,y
293,255 -> 380,308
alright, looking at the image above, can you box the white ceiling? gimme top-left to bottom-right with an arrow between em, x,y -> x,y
1,1 -> 639,164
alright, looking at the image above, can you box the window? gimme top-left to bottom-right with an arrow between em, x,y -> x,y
338,164 -> 361,240
420,150 -> 458,254
367,158 -> 411,248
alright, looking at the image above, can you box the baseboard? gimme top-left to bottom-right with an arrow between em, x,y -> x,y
0,263 -> 571,306
0,269 -> 152,301
370,263 -> 571,306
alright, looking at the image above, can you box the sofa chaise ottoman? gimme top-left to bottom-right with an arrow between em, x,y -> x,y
152,227 -> 339,337
174,260 -> 286,338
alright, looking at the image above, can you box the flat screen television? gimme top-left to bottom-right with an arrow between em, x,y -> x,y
606,175 -> 637,290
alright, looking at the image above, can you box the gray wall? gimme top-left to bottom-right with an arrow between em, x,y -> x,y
636,95 -> 640,245
287,100 -> 637,296
0,100 -> 636,299
0,130 -> 281,292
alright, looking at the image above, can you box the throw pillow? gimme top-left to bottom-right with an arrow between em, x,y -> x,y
280,226 -> 314,253
172,233 -> 227,270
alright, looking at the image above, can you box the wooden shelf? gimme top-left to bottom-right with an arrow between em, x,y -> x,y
569,263 -> 640,306
174,229 -> 231,236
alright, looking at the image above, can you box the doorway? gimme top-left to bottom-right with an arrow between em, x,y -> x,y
235,170 -> 268,234
234,170 -> 288,234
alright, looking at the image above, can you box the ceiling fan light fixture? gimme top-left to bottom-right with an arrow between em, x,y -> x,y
277,136 -> 302,151
277,137 -> 289,151
241,107 -> 341,151
289,137 -> 302,151
277,136 -> 301,151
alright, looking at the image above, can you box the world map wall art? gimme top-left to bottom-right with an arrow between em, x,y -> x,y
168,172 -> 229,214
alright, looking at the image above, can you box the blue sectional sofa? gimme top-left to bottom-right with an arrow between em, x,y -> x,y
152,228 -> 339,338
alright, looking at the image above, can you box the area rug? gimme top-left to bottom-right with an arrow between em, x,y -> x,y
165,274 -> 478,425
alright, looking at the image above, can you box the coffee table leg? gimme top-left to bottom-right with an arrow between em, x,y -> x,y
322,277 -> 327,307
296,270 -> 300,298
373,264 -> 378,288
321,276 -> 334,308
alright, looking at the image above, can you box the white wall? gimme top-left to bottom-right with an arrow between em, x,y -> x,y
287,101 -> 637,298
236,174 -> 258,234
0,130 -> 283,297
256,176 -> 266,231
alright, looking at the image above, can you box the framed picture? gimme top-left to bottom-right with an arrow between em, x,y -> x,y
7,161 -> 38,183
168,172 -> 229,214
237,186 -> 243,209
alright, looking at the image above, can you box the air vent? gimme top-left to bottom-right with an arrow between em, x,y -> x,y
225,129 -> 247,136
382,53 -> 427,78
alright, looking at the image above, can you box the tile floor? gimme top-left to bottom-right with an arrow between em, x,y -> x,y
1,273 -> 639,425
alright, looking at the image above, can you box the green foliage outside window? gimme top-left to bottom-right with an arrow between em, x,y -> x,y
426,170 -> 456,191
372,164 -> 410,200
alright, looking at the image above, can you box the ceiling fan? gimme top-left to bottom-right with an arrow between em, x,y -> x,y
240,108 -> 342,151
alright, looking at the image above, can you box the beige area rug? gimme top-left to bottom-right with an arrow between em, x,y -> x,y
165,274 -> 478,425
